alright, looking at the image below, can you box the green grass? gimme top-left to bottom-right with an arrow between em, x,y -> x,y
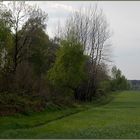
0,90 -> 140,138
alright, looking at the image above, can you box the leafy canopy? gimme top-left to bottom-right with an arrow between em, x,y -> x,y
48,40 -> 87,90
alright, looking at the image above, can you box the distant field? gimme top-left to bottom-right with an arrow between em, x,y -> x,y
0,90 -> 140,138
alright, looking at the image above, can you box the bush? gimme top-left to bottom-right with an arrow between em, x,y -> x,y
0,92 -> 46,116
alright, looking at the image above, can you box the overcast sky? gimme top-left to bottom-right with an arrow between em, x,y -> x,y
5,1 -> 140,80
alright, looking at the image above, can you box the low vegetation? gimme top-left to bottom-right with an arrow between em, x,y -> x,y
0,91 -> 139,138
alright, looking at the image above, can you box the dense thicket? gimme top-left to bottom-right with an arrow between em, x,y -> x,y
0,2 -> 130,115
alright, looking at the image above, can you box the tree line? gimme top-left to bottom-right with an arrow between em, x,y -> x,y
0,2 -> 130,115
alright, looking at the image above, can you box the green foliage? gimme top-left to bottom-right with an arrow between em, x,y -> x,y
48,40 -> 87,91
111,66 -> 130,91
0,92 -> 46,115
99,80 -> 111,93
26,28 -> 52,75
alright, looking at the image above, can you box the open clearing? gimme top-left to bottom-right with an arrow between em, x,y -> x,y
0,90 -> 140,138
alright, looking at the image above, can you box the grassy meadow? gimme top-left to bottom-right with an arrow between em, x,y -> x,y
0,90 -> 140,138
